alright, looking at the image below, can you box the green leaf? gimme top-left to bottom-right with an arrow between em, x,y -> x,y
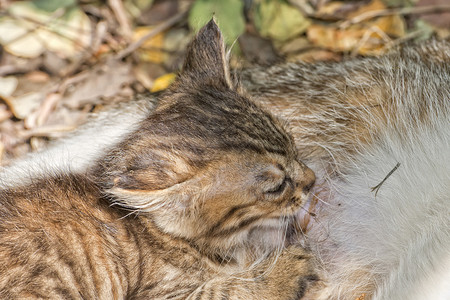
253,0 -> 310,42
188,0 -> 245,45
413,19 -> 434,41
32,0 -> 76,12
381,0 -> 415,8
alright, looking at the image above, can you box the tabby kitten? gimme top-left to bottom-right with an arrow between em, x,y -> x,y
0,20 -> 318,299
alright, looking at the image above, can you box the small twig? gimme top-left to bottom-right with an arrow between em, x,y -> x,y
350,25 -> 392,57
383,29 -> 429,50
108,0 -> 133,40
371,162 -> 401,196
340,4 -> 450,28
19,125 -> 77,139
115,9 -> 188,60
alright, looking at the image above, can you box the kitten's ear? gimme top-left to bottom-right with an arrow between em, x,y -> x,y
105,161 -> 198,212
181,18 -> 233,88
107,181 -> 195,212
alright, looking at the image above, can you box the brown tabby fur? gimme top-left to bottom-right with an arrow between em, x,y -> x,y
0,20 -> 317,299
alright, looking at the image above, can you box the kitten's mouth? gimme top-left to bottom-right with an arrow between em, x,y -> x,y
250,213 -> 302,247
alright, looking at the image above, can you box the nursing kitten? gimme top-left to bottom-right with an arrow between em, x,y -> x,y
0,20 -> 318,299
2,18 -> 448,300
242,40 -> 450,299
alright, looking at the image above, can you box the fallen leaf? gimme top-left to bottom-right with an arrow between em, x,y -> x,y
253,0 -> 311,42
375,14 -> 405,38
25,71 -> 50,83
1,2 -> 92,58
62,59 -> 133,108
307,0 -> 406,55
36,8 -> 92,57
133,26 -> 165,63
287,49 -> 342,63
151,73 -> 176,92
0,18 -> 46,58
6,92 -> 44,119
134,65 -> 154,90
278,36 -> 311,55
32,0 -> 76,12
0,77 -> 19,98
346,0 -> 386,19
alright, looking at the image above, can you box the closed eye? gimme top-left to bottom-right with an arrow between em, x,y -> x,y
265,177 -> 289,195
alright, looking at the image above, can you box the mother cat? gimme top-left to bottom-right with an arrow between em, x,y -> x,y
242,40 -> 449,299
0,20 -> 318,299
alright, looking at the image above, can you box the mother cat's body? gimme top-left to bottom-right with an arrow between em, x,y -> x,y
1,26 -> 449,300
242,41 -> 450,299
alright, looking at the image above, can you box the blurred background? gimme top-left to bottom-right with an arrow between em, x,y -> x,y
0,0 -> 449,164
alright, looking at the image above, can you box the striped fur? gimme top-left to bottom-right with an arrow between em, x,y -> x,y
3,19 -> 447,300
0,20 -> 318,299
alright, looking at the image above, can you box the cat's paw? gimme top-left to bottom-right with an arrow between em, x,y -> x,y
261,246 -> 319,299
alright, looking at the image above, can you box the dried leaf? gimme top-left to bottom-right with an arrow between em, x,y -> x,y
375,15 -> 405,37
5,92 -> 44,120
134,65 -> 154,90
307,0 -> 406,55
279,37 -> 311,55
36,8 -> 92,57
0,18 -> 46,58
151,73 -> 176,92
133,26 -> 165,63
0,77 -> 19,98
1,2 -> 92,58
25,71 -> 50,83
63,59 -> 133,108
288,49 -> 342,63
346,0 -> 386,19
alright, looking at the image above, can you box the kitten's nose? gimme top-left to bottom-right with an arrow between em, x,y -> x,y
297,166 -> 315,193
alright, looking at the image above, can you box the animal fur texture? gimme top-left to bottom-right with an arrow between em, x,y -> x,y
242,39 -> 450,299
0,20 -> 318,299
1,23 -> 449,300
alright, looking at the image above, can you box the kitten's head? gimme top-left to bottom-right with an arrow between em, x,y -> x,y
98,20 -> 315,259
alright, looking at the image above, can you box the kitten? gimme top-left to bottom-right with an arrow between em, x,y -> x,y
242,40 -> 450,299
0,20 -> 318,299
